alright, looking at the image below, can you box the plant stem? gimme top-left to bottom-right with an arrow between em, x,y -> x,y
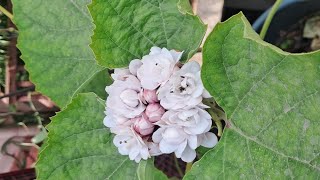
173,155 -> 184,177
207,109 -> 223,137
0,5 -> 13,20
259,0 -> 283,39
185,162 -> 193,173
211,107 -> 226,121
203,98 -> 224,136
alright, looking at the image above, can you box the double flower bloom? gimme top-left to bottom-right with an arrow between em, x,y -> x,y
104,47 -> 217,163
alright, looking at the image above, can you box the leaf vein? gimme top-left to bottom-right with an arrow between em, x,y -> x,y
157,0 -> 169,47
231,125 -> 320,172
246,139 -> 258,179
230,54 -> 288,118
221,23 -> 242,103
104,158 -> 129,180
255,90 -> 319,138
106,1 -> 157,46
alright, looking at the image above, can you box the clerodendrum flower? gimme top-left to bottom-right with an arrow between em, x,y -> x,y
135,47 -> 182,90
158,61 -> 208,110
106,70 -> 145,119
104,46 -> 218,163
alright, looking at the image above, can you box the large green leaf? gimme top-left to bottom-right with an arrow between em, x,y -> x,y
89,0 -> 206,68
37,93 -> 167,180
185,13 -> 320,179
12,0 -> 109,108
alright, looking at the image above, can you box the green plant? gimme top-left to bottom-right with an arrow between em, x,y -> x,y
11,0 -> 320,179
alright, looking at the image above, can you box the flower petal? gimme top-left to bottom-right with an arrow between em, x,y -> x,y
200,132 -> 218,148
175,140 -> 187,158
103,115 -> 115,128
187,135 -> 198,149
159,140 -> 178,153
181,145 -> 196,163
149,46 -> 162,55
170,50 -> 183,63
152,128 -> 164,143
129,59 -> 142,76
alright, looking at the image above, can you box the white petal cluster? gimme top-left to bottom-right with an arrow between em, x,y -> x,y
104,47 -> 218,163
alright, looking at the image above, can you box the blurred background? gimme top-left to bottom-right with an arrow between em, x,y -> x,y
0,0 -> 319,179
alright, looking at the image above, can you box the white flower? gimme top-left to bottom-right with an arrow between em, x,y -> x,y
104,47 -> 219,163
129,59 -> 142,76
197,132 -> 218,148
103,108 -> 132,133
158,61 -> 206,110
111,68 -> 131,81
106,73 -> 145,118
113,127 -> 150,163
136,47 -> 183,90
132,113 -> 154,136
152,127 -> 198,162
157,107 -> 212,135
145,103 -> 165,123
146,142 -> 162,156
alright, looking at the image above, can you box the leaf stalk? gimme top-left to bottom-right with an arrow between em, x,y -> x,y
259,0 -> 283,39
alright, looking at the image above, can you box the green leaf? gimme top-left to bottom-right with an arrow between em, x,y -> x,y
77,69 -> 112,100
12,0 -> 108,108
36,93 -> 167,180
137,159 -> 168,180
89,0 -> 206,68
185,13 -> 320,179
177,0 -> 193,14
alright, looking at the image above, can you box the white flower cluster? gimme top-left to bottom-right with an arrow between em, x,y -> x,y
104,47 -> 218,163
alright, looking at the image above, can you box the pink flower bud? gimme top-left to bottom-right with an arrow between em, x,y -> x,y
133,114 -> 154,136
143,89 -> 158,104
145,103 -> 165,123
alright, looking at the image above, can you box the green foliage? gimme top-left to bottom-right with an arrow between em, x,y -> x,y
12,0 -> 109,108
36,93 -> 167,180
89,0 -> 206,68
12,0 -> 320,178
137,160 -> 168,180
77,69 -> 112,100
185,13 -> 320,179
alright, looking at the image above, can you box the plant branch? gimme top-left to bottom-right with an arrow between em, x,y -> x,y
259,0 -> 283,39
0,86 -> 35,99
0,5 -> 13,20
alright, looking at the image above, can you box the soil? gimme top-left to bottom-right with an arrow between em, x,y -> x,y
275,11 -> 320,53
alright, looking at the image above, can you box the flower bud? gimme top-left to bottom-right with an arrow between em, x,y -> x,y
142,89 -> 159,104
133,114 -> 154,136
145,103 -> 165,123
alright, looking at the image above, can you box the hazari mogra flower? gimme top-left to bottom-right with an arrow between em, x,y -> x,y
104,47 -> 218,163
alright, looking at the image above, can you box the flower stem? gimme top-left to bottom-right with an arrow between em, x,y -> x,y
203,98 -> 224,136
185,162 -> 193,173
0,5 -> 13,20
259,0 -> 283,39
173,155 -> 184,177
207,109 -> 223,137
